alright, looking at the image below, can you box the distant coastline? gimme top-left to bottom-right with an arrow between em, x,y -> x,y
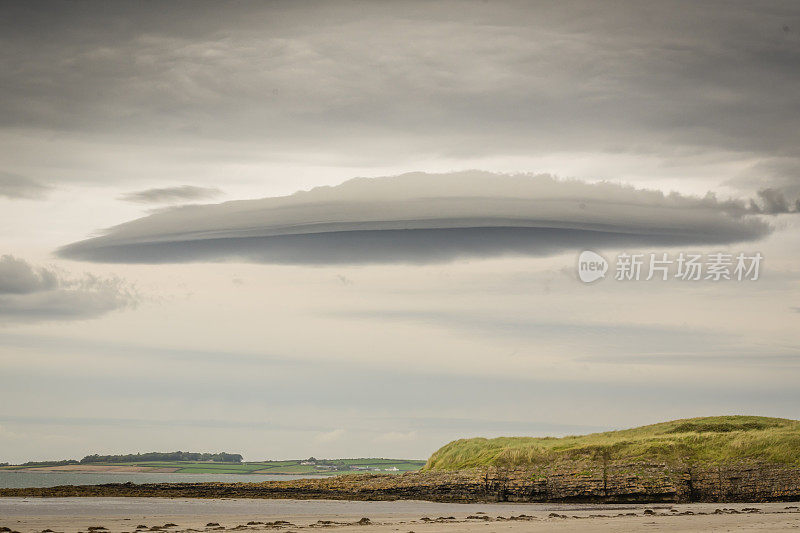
5,416 -> 800,503
0,457 -> 426,476
4,463 -> 800,503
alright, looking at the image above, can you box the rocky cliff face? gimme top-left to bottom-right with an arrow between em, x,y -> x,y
2,462 -> 799,503
479,461 -> 800,502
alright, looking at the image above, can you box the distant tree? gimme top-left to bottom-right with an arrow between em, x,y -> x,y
22,459 -> 79,466
80,451 -> 243,464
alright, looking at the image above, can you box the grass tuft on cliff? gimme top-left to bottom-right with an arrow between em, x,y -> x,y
424,416 -> 800,470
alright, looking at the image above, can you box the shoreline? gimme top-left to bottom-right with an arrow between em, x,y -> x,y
1,497 -> 799,533
3,462 -> 800,504
0,469 -> 332,476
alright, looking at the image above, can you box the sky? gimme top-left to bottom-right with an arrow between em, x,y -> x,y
1,0 -> 799,464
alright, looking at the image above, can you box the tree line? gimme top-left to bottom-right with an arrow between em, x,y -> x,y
19,451 -> 243,466
21,459 -> 80,466
80,451 -> 243,463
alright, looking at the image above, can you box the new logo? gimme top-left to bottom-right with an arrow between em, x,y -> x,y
577,250 -> 608,283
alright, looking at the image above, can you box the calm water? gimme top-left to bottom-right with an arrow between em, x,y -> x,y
0,471 -> 326,489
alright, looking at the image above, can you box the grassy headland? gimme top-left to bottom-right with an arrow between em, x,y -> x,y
3,417 -> 800,503
424,416 -> 800,470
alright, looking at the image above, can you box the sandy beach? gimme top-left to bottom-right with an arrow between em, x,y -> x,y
1,498 -> 799,533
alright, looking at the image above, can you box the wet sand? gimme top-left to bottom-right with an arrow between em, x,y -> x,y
1,498 -> 799,533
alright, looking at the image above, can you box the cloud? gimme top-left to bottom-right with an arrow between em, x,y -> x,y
1,2 -> 800,191
0,255 -> 58,294
729,159 -> 800,213
750,188 -> 800,214
315,429 -> 345,443
0,255 -> 136,323
0,172 -> 50,200
119,185 -> 223,204
58,171 -> 771,265
332,308 -> 730,359
725,158 -> 800,207
0,424 -> 23,440
373,430 -> 417,443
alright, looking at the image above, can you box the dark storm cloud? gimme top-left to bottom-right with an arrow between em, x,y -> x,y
119,185 -> 223,204
0,172 -> 50,200
1,1 -> 799,190
0,255 -> 136,322
58,171 -> 771,264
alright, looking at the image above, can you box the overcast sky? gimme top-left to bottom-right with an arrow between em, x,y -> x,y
1,0 -> 799,464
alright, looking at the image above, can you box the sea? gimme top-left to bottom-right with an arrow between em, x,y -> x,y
0,471 -> 326,489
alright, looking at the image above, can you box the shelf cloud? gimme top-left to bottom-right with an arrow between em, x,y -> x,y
58,171 -> 771,265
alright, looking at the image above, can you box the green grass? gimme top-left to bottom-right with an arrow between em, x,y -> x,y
424,416 -> 800,470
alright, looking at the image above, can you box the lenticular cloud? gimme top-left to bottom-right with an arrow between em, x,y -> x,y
58,171 -> 771,264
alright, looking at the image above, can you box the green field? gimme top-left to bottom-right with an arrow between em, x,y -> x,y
1,458 -> 426,475
425,416 -> 800,470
